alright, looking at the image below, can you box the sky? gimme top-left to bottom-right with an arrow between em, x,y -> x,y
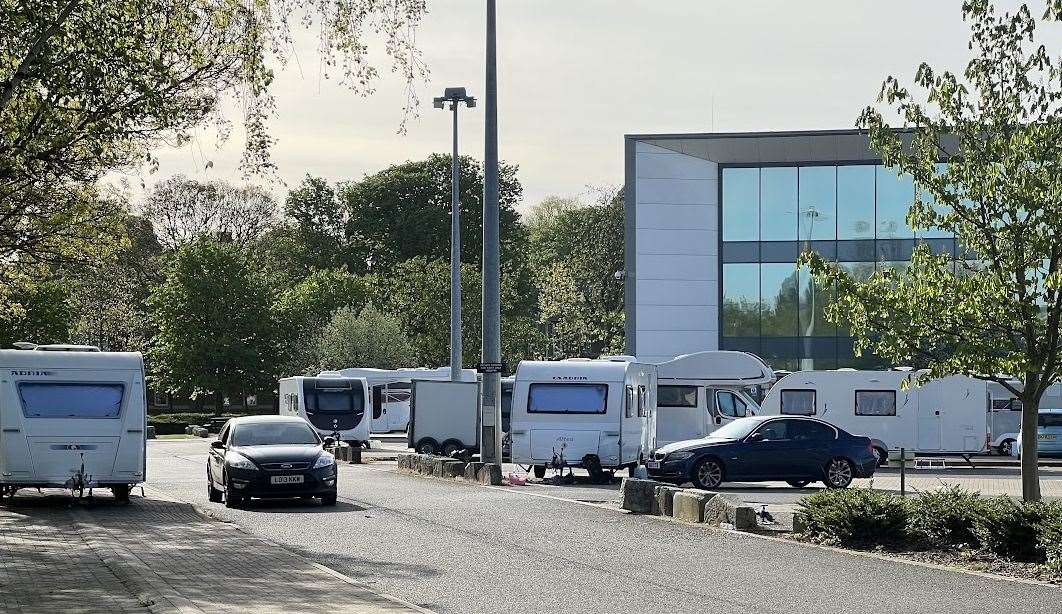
126,0 -> 1013,213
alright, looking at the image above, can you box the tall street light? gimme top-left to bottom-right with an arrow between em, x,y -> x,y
433,87 -> 476,382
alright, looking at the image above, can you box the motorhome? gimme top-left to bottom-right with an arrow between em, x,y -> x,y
329,367 -> 477,433
509,358 -> 656,479
760,370 -> 991,463
643,351 -> 773,453
0,346 -> 147,501
278,374 -> 371,447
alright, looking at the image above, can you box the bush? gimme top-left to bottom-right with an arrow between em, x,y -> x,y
1036,501 -> 1062,572
148,413 -> 213,425
797,488 -> 909,548
972,496 -> 1052,562
907,485 -> 982,547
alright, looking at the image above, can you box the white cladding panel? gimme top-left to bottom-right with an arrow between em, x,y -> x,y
636,305 -> 715,332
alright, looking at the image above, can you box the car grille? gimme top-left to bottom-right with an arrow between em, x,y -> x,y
261,462 -> 310,471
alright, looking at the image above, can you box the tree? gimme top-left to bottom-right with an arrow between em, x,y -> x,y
262,175 -> 351,277
273,268 -> 366,375
143,176 -> 277,249
0,0 -> 425,266
148,239 -> 277,412
313,305 -> 416,371
0,271 -> 73,348
340,155 -> 523,273
803,0 -> 1062,501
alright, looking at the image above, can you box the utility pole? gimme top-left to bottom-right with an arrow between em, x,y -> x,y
480,0 -> 503,463
433,88 -> 476,382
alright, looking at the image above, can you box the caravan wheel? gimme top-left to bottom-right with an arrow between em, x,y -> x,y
416,439 -> 439,455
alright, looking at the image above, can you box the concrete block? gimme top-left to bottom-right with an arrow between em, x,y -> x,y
653,485 -> 682,516
463,462 -> 484,481
440,460 -> 465,479
397,454 -> 411,470
478,463 -> 502,485
703,493 -> 758,531
620,478 -> 659,514
672,489 -> 717,523
146,425 -> 156,440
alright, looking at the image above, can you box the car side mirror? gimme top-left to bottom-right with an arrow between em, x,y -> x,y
747,432 -> 764,443
210,440 -> 225,450
323,437 -> 335,447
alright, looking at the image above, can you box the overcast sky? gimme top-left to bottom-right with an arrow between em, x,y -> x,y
129,1 -> 1014,212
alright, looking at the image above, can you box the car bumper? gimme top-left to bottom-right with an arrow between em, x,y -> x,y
854,458 -> 877,478
646,458 -> 694,483
227,465 -> 338,498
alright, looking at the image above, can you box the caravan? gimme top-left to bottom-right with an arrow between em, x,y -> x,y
644,351 -> 773,453
760,370 -> 991,463
330,367 -> 477,433
509,358 -> 656,479
278,375 -> 371,447
0,347 -> 146,501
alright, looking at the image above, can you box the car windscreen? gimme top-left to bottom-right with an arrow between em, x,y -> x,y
18,382 -> 124,418
232,422 -> 319,446
1039,413 -> 1062,428
705,418 -> 761,440
527,383 -> 608,414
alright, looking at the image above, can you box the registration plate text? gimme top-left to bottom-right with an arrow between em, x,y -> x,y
270,475 -> 304,485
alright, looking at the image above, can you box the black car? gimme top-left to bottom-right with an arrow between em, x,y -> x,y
646,416 -> 877,489
207,416 -> 338,507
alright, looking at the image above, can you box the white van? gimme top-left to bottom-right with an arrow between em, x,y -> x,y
644,351 -> 773,452
0,347 -> 146,501
329,367 -> 477,433
278,375 -> 371,446
509,358 -> 656,479
760,370 -> 990,463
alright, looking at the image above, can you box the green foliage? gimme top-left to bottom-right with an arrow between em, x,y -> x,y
147,239 -> 278,408
147,413 -> 213,425
143,176 -> 277,249
0,272 -> 73,348
313,305 -> 416,371
1039,502 -> 1062,572
972,496 -> 1055,562
802,1 -> 1062,500
272,268 -> 365,374
796,488 -> 910,548
907,485 -> 982,547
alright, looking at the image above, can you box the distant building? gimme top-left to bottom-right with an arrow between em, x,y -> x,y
623,129 -> 957,370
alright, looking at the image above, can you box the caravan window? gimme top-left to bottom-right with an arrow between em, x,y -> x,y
624,386 -> 635,418
529,383 -> 608,415
780,390 -> 816,415
18,383 -> 124,418
993,398 -> 1023,412
637,385 -> 648,417
659,385 -> 697,408
716,391 -> 748,418
855,390 -> 896,416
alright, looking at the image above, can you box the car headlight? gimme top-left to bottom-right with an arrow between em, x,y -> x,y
667,451 -> 694,461
226,452 -> 257,471
313,452 -> 335,469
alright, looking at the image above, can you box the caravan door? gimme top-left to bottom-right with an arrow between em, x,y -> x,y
916,386 -> 943,451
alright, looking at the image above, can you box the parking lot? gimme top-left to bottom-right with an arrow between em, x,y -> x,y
140,436 -> 1062,614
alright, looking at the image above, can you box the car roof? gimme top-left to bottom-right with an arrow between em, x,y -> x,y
227,415 -> 308,426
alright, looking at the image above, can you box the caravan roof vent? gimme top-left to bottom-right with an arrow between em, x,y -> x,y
12,341 -> 37,350
33,344 -> 101,352
892,366 -> 915,372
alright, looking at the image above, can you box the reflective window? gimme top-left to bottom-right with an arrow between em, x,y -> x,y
723,263 -> 760,336
760,167 -> 798,241
798,166 -> 836,241
722,168 -> 759,241
855,390 -> 897,416
528,383 -> 608,414
791,420 -> 836,441
18,383 -> 124,418
755,419 -> 792,440
876,165 -> 915,238
780,390 -> 816,415
837,165 -> 875,240
918,163 -> 953,239
798,266 -> 834,337
761,263 -> 798,336
716,391 -> 748,418
658,385 -> 697,408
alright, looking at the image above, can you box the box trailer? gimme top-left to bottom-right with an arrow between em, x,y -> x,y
509,358 -> 656,479
279,375 -> 371,446
328,367 -> 477,433
0,347 -> 146,501
760,370 -> 990,463
644,351 -> 773,453
407,379 -> 481,456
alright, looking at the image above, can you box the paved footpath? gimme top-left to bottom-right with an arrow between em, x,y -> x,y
0,491 -> 431,614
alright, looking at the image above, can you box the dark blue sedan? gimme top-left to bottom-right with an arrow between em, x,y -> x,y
646,416 -> 877,489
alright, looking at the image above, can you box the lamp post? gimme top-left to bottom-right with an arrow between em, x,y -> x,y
433,87 -> 476,382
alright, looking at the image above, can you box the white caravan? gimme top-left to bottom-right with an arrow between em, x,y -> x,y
988,381 -> 1062,454
760,370 -> 991,463
330,367 -> 477,433
509,358 -> 656,479
0,347 -> 146,501
278,374 -> 371,446
644,351 -> 773,452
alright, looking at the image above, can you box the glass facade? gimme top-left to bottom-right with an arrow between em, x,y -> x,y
720,163 -> 956,370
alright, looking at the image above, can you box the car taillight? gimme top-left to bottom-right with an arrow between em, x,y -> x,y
867,441 -> 875,454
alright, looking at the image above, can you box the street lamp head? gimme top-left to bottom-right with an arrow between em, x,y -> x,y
466,97 -> 476,108
443,87 -> 468,99
433,97 -> 446,109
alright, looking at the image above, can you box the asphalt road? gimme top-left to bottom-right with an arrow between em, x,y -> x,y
146,439 -> 1060,614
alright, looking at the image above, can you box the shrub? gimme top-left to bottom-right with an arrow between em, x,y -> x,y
907,485 -> 982,547
972,496 -> 1052,562
147,413 -> 213,425
1037,501 -> 1062,572
797,488 -> 909,548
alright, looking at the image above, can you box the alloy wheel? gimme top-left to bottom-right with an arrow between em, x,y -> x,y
825,459 -> 853,488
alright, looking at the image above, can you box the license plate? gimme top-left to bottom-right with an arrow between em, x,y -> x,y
270,475 -> 304,485
1039,434 -> 1057,441
646,461 -> 661,469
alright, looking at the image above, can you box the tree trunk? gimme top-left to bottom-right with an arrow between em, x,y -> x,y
1019,394 -> 1042,502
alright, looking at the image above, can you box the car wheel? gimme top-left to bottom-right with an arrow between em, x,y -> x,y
786,480 -> 811,488
999,439 -> 1014,456
321,493 -> 337,506
224,474 -> 243,508
691,457 -> 723,490
207,471 -> 223,503
532,465 -> 547,479
872,447 -> 888,467
416,439 -> 438,455
441,440 -> 464,458
823,458 -> 854,489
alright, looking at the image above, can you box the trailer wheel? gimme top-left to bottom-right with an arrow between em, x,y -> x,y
533,465 -> 546,479
415,438 -> 439,455
998,439 -> 1015,457
111,485 -> 131,504
442,440 -> 464,458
